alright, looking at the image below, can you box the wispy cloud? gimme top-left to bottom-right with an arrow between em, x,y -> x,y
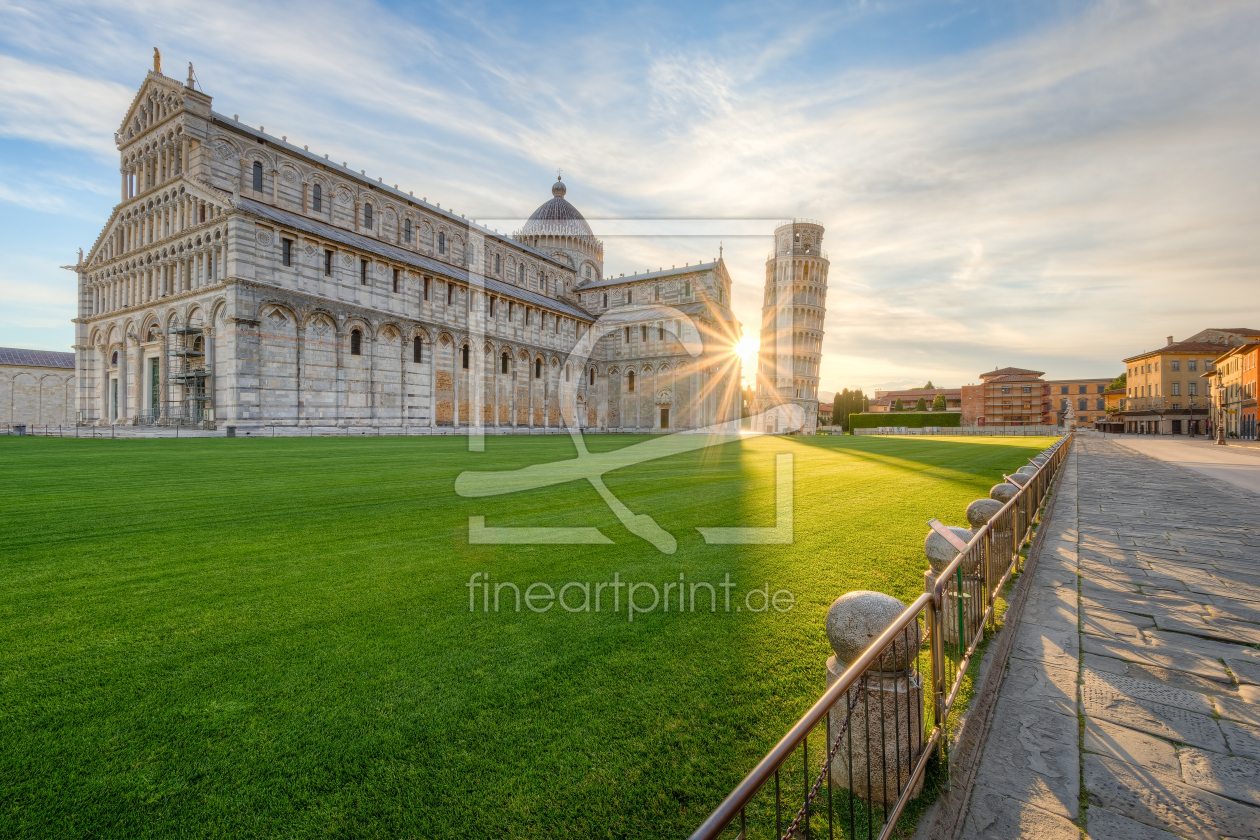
0,0 -> 1257,388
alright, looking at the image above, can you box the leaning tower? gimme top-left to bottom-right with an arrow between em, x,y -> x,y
752,220 -> 828,433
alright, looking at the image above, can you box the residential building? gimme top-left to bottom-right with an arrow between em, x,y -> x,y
1120,329 -> 1260,435
1097,387 -> 1126,433
1044,378 -> 1114,429
1206,340 -> 1259,440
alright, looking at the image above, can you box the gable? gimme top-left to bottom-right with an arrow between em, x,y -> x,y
83,178 -> 231,267
116,72 -> 198,147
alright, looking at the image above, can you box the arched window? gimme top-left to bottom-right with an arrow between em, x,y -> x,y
438,231 -> 446,254
565,364 -> 570,382
350,328 -> 362,356
627,288 -> 633,304
111,350 -> 118,366
654,284 -> 660,301
501,352 -> 509,374
534,358 -> 542,379
312,184 -> 322,213
494,254 -> 501,274
584,265 -> 592,279
602,293 -> 608,308
461,344 -> 469,369
518,264 -> 525,284
627,371 -> 635,392
251,161 -> 263,192
413,336 -> 423,363
363,203 -> 373,228
589,367 -> 595,385
404,219 -> 412,243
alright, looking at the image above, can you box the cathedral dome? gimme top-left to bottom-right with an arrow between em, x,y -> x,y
521,176 -> 594,238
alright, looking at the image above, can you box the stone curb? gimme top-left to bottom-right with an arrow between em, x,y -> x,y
912,439 -> 1074,840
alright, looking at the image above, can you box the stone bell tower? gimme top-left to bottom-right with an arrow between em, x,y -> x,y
752,220 -> 828,433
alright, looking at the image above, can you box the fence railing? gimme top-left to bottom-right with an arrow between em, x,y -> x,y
688,434 -> 1072,840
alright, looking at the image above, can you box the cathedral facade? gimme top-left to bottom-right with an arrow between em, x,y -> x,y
72,62 -> 744,433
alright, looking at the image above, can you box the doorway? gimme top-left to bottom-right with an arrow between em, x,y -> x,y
659,407 -> 669,429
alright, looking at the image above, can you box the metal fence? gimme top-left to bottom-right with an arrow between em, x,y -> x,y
688,434 -> 1072,840
849,425 -> 1060,436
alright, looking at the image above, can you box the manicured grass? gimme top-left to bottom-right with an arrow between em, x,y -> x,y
0,433 -> 1054,839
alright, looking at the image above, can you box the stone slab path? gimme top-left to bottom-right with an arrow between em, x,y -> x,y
959,437 -> 1260,840
1108,434 -> 1260,498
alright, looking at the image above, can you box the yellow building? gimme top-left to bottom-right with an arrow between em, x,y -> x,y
1044,378 -> 1113,429
1119,328 -> 1260,435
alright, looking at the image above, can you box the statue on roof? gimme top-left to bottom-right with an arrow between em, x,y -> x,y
153,48 -> 161,74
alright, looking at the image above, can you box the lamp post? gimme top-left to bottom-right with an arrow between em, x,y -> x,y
1215,378 -> 1227,446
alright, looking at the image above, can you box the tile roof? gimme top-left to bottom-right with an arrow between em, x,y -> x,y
211,113 -> 565,268
1123,341 -> 1239,361
980,366 -> 1044,379
0,347 -> 75,368
236,198 -> 596,322
577,262 -> 720,291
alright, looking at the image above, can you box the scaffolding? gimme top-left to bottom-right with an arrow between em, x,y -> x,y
166,326 -> 213,423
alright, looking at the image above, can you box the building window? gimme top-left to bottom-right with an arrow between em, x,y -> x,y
518,264 -> 525,284
627,371 -> 635,392
1022,386 -> 1031,394
1171,382 -> 1181,396
461,345 -> 469,369
654,284 -> 661,301
1189,382 -> 1197,396
501,353 -> 509,374
659,324 -> 665,340
590,367 -> 595,385
413,337 -> 423,363
1001,387 -> 1010,395
438,231 -> 446,254
312,184 -> 322,213
404,219 -> 412,243
1061,399 -> 1068,410
489,298 -> 496,318
641,325 -> 647,341
627,289 -> 633,304
363,203 -> 373,229
282,238 -> 293,266
535,358 -> 542,379
1096,398 -> 1105,410
324,249 -> 332,276
1060,386 -> 1068,394
350,328 -> 362,356
252,161 -> 263,192
494,254 -> 501,274
447,284 -> 454,305
624,326 -> 630,343
1171,360 -> 1180,371
360,259 -> 368,285
392,268 -> 400,293
1096,384 -> 1105,393
684,280 -> 691,297
565,364 -> 570,382
1188,360 -> 1197,371
585,265 -> 592,279
603,293 -> 608,308
423,277 -> 430,300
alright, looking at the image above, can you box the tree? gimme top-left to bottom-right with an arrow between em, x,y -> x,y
831,388 -> 869,431
915,397 -> 928,411
923,381 -> 935,389
1108,373 -> 1126,392
894,397 -> 905,411
931,393 -> 946,411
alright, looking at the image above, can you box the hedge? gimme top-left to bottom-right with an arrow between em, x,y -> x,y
847,412 -> 962,430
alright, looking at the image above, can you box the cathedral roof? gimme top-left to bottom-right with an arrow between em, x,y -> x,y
577,261 -> 721,290
520,177 -> 594,238
0,347 -> 75,369
235,197 -> 595,323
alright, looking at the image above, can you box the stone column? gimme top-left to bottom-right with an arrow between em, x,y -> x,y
825,591 -> 925,804
97,343 -> 108,424
157,333 -> 168,423
428,333 -> 436,429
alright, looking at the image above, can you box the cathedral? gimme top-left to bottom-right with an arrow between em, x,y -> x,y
72,58 -> 748,433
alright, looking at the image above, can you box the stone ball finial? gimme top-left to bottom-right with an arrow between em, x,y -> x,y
826,590 -> 913,671
991,482 -> 1018,503
966,499 -> 1004,529
1015,465 -> 1038,477
1031,455 -> 1048,465
925,525 -> 974,571
1006,473 -> 1031,486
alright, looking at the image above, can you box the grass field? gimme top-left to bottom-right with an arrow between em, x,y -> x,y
0,433 -> 1054,839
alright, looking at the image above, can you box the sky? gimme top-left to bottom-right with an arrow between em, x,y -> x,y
1,0 -> 1258,397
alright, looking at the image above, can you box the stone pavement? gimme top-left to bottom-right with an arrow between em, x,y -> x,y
960,437 -> 1260,840
1107,433 -> 1260,498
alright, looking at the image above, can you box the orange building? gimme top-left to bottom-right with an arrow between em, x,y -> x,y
960,367 -> 1049,426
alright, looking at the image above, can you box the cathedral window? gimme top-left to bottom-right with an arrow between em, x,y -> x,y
438,231 -> 447,254
282,238 -> 293,267
602,293 -> 608,308
404,219 -> 412,243
654,284 -> 660,301
198,204 -> 205,223
360,259 -> 368,285
447,284 -> 454,305
585,265 -> 592,279
518,264 -> 525,284
659,324 -> 665,340
641,325 -> 647,342
413,337 -> 423,363
565,364 -> 570,382
683,280 -> 691,297
324,249 -> 332,276
111,351 -> 118,366
535,358 -> 542,379
350,329 -> 362,356
494,254 -> 501,274
624,326 -> 630,343
628,371 -> 635,392
364,203 -> 373,228
252,161 -> 263,192
627,289 -> 633,304
461,345 -> 469,369
312,184 -> 322,213
501,353 -> 509,374
392,268 -> 400,293
589,367 -> 595,385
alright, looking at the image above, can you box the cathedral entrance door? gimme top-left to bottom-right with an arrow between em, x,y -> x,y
660,408 -> 669,429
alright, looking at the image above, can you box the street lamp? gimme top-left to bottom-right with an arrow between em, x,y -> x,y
1214,377 -> 1226,446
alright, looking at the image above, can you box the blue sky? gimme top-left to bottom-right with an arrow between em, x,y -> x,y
2,0 -> 1258,395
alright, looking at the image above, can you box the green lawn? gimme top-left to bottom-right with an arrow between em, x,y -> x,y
0,433 -> 1054,839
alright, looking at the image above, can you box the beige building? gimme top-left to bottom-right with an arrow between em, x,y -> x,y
1,348 -> 77,429
868,388 -> 961,413
1119,328 -> 1260,435
1044,378 -> 1113,429
72,57 -> 744,431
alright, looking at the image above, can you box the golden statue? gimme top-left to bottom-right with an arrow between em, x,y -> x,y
153,48 -> 161,74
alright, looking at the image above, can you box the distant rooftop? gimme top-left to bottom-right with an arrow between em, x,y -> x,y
0,347 -> 75,369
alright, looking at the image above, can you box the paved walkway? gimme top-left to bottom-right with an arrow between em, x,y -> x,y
1106,434 -> 1260,498
960,437 -> 1260,839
